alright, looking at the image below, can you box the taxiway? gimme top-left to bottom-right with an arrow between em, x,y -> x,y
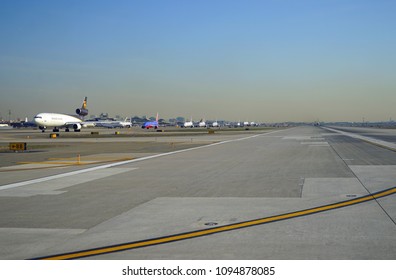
0,126 -> 395,259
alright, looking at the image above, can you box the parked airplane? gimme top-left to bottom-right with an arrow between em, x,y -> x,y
119,117 -> 132,128
81,120 -> 97,128
198,119 -> 206,128
96,117 -> 132,128
211,120 -> 220,127
183,117 -> 194,128
34,97 -> 88,132
142,113 -> 159,129
95,120 -> 124,128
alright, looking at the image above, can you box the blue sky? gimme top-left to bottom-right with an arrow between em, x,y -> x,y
1,0 -> 395,122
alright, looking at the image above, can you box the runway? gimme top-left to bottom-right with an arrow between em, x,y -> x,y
0,126 -> 395,259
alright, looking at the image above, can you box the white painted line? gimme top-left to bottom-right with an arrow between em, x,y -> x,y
0,129 -> 285,191
300,142 -> 329,145
0,228 -> 86,234
0,168 -> 138,197
323,127 -> 396,150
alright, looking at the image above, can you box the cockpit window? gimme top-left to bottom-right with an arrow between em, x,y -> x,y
34,115 -> 42,119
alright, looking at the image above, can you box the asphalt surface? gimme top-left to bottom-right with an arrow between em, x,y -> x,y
0,126 -> 395,259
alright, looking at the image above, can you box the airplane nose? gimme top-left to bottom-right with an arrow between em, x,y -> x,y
34,116 -> 43,124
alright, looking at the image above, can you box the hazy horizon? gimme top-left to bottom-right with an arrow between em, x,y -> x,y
1,0 -> 395,123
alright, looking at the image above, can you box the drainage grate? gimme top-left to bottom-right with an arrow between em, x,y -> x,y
204,222 -> 218,226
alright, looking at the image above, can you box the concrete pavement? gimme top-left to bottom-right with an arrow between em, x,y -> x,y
0,126 -> 395,259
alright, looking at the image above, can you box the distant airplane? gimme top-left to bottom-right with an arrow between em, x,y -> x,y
142,113 -> 159,129
119,117 -> 132,128
183,117 -> 194,128
98,117 -> 133,128
211,120 -> 220,127
34,97 -> 88,132
83,117 -> 132,129
95,120 -> 124,128
198,118 -> 206,128
81,119 -> 97,128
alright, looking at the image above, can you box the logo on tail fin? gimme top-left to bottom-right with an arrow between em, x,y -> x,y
82,97 -> 87,109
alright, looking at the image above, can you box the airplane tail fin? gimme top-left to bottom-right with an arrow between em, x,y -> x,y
76,97 -> 88,117
82,97 -> 87,109
156,112 -> 159,122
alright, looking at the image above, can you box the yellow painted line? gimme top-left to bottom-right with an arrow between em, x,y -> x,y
18,161 -> 92,165
19,158 -> 133,165
0,158 -> 134,172
47,157 -> 133,161
36,186 -> 396,260
17,158 -> 134,166
0,165 -> 70,172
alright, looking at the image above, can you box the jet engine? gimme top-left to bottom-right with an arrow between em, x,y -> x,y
73,123 -> 82,131
76,108 -> 88,116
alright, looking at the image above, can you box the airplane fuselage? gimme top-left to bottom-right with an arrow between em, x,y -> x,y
34,113 -> 83,132
142,121 -> 158,129
183,121 -> 194,128
212,121 -> 219,127
142,113 -> 159,129
34,97 -> 88,132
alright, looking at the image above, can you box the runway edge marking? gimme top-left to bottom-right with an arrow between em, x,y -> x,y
322,126 -> 396,152
34,186 -> 396,260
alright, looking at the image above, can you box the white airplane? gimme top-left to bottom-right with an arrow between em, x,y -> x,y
95,119 -> 124,128
81,120 -> 97,128
183,117 -> 194,128
119,117 -> 132,128
34,97 -> 88,132
98,117 -> 132,128
211,120 -> 220,127
82,117 -> 132,129
198,118 -> 206,128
